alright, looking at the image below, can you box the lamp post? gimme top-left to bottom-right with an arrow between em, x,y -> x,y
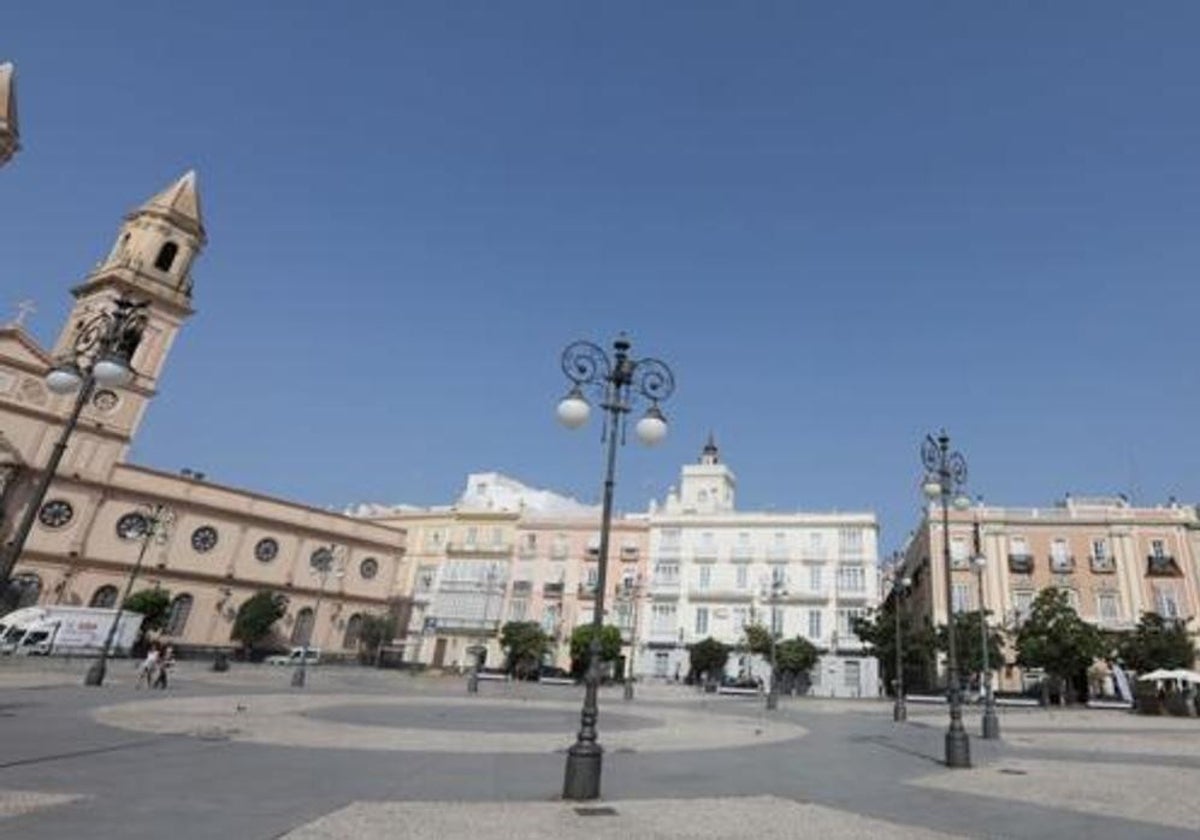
84,502 -> 173,686
972,519 -> 1000,739
468,564 -> 500,694
892,570 -> 912,722
292,544 -> 344,689
0,297 -> 147,592
556,334 -> 674,802
920,430 -> 973,768
621,574 -> 643,701
764,576 -> 785,711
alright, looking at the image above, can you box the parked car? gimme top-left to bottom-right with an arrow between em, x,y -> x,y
265,647 -> 321,666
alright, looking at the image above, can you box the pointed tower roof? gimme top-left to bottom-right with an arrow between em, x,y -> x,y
0,62 -> 19,167
137,170 -> 205,242
701,433 -> 720,464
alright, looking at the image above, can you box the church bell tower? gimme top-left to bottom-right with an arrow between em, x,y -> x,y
49,172 -> 206,465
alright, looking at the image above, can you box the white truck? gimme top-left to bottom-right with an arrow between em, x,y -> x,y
0,606 -> 144,656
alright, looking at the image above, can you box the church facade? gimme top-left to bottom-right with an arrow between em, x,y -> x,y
0,172 -> 408,657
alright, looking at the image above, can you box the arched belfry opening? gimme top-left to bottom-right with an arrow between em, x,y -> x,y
154,241 -> 179,272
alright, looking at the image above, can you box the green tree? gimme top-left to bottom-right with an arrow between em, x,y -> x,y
501,620 -> 552,677
1116,613 -> 1196,674
568,624 -> 622,676
743,623 -> 773,657
357,612 -> 398,663
123,588 -> 171,633
231,590 -> 287,653
936,611 -> 1006,679
776,636 -> 820,677
1016,588 -> 1105,704
852,605 -> 938,694
689,636 -> 730,683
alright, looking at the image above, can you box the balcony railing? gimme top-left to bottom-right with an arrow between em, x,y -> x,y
731,546 -> 753,562
577,583 -> 598,599
657,544 -> 681,560
445,541 -> 512,556
693,546 -> 718,562
1049,555 -> 1076,574
1089,554 -> 1116,574
766,546 -> 789,561
426,617 -> 501,634
1146,555 -> 1181,576
1008,553 -> 1034,574
543,582 -> 565,598
620,546 -> 640,561
651,578 -> 681,596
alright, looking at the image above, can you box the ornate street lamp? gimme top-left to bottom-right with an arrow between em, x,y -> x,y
556,334 -> 674,802
84,502 -> 174,686
920,430 -> 973,768
620,574 -> 643,702
468,564 -> 500,694
763,575 -> 786,711
972,518 -> 1000,739
0,297 -> 148,591
892,568 -> 913,722
292,544 -> 345,688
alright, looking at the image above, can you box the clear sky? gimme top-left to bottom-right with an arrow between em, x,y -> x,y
3,2 -> 1199,550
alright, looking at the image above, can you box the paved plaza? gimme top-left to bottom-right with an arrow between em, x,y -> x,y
1,660 -> 1197,839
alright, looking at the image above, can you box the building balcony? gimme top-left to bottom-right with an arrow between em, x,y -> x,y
688,588 -> 753,603
782,588 -> 829,604
647,626 -> 681,644
731,546 -> 754,562
650,578 -> 681,598
1049,555 -> 1076,574
543,582 -> 565,599
445,541 -> 512,557
766,546 -> 789,562
425,617 -> 501,634
511,581 -> 533,596
693,546 -> 718,563
437,579 -> 506,595
1089,555 -> 1116,574
620,546 -> 640,562
657,545 -> 681,560
577,584 -> 598,600
1146,555 -> 1182,577
834,587 -> 870,602
1008,553 -> 1035,574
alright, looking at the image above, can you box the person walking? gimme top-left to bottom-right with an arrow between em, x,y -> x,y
137,644 -> 160,689
153,645 -> 175,690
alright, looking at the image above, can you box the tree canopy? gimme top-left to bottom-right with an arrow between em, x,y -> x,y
936,611 -> 1006,677
123,588 -> 171,633
1015,588 -> 1105,698
775,636 -> 820,676
568,624 -> 622,675
689,636 -> 730,681
231,590 -> 287,651
501,620 -> 552,677
1116,612 -> 1195,674
852,604 -> 938,693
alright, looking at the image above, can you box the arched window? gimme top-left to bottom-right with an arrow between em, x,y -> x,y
154,241 -> 179,272
291,607 -> 314,646
90,585 -> 119,608
12,573 -> 41,608
165,593 -> 194,637
343,613 -> 364,650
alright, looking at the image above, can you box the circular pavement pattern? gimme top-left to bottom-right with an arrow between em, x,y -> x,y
306,702 -> 662,733
94,693 -> 807,754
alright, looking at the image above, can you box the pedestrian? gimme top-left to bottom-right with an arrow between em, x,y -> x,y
137,644 -> 160,689
153,645 -> 175,690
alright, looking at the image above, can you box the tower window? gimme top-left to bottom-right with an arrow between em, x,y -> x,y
154,241 -> 179,272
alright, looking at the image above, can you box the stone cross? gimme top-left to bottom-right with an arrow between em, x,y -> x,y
10,299 -> 35,327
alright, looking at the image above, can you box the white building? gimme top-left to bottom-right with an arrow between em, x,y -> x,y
637,437 -> 881,698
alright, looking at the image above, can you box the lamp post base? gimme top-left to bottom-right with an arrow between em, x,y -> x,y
290,668 -> 306,688
945,729 -> 971,768
623,681 -> 634,701
467,673 -> 479,694
83,660 -> 106,687
563,742 -> 603,801
982,708 -> 1001,739
893,698 -> 907,722
765,691 -> 777,711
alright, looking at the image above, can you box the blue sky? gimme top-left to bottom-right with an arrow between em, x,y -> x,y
3,2 -> 1199,549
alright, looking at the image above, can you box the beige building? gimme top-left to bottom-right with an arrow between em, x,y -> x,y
0,61 -> 17,168
899,495 -> 1200,690
0,172 -> 408,656
360,472 -> 649,671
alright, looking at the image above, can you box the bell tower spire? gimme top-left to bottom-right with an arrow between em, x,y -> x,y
49,172 -> 208,454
